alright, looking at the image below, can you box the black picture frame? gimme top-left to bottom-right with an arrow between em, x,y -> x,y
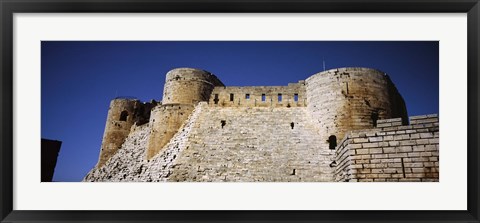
1,0 -> 479,222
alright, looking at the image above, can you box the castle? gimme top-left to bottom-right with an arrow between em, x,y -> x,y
83,67 -> 439,182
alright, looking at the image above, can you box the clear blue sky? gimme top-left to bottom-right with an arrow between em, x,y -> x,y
41,41 -> 439,182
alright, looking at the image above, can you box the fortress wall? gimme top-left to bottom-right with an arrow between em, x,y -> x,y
133,100 -> 159,126
305,67 -> 408,151
139,102 -> 207,181
147,68 -> 224,160
162,68 -> 224,105
209,82 -> 306,107
97,98 -> 140,167
145,104 -> 194,160
84,123 -> 150,182
88,66 -> 430,182
166,106 -> 335,182
335,114 -> 439,182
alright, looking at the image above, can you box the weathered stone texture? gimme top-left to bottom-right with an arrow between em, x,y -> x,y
85,67 -> 437,182
84,102 -> 205,182
146,104 -> 194,160
162,68 -> 224,105
335,114 -> 439,182
97,98 -> 153,168
167,105 -> 335,182
209,82 -> 306,108
305,68 -> 408,149
144,68 -> 225,160
84,123 -> 150,181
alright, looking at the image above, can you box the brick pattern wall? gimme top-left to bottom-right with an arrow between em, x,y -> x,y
335,114 -> 439,182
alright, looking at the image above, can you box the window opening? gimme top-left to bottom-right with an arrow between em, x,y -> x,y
261,94 -> 266,102
290,122 -> 294,129
230,94 -> 234,102
214,94 -> 219,104
371,111 -> 379,127
294,94 -> 299,102
245,94 -> 250,99
328,135 -> 337,150
221,120 -> 226,128
119,111 -> 128,121
278,93 -> 282,102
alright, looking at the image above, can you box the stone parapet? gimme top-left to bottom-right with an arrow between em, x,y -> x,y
335,114 -> 439,182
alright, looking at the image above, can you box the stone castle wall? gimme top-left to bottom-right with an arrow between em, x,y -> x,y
335,114 -> 439,182
146,104 -> 194,160
87,67 -> 438,182
306,68 -> 408,152
209,82 -> 306,107
145,68 -> 224,160
97,98 -> 157,167
167,105 -> 334,182
162,68 -> 224,105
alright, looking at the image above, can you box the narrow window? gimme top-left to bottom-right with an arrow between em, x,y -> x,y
328,135 -> 337,150
119,110 -> 128,121
214,94 -> 219,104
371,111 -> 379,127
294,94 -> 298,102
278,93 -> 282,102
230,93 -> 234,102
261,94 -> 266,102
290,122 -> 294,129
245,94 -> 250,99
221,120 -> 226,129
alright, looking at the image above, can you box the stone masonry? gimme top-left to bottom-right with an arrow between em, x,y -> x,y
335,114 -> 439,182
83,67 -> 438,182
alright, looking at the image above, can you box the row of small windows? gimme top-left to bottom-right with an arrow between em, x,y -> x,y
220,93 -> 299,103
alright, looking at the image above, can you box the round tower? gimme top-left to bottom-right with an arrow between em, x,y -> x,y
146,68 -> 224,160
305,67 -> 408,147
97,98 -> 140,167
162,68 -> 224,105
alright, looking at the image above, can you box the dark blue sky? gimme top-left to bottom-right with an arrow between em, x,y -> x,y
41,41 -> 439,182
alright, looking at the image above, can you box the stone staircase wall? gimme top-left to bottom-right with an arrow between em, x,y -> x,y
83,102 -> 206,182
83,123 -> 150,182
167,106 -> 336,182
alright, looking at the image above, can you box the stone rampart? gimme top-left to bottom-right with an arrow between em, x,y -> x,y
335,114 -> 439,182
96,98 -> 157,167
167,106 -> 335,182
162,68 -> 224,105
86,67 -> 437,183
305,67 -> 408,154
209,81 -> 306,107
146,68 -> 224,160
145,104 -> 194,160
97,98 -> 140,167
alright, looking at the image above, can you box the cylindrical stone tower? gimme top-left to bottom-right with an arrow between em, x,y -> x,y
146,68 -> 224,160
162,68 -> 224,104
306,67 -> 408,147
97,98 -> 140,167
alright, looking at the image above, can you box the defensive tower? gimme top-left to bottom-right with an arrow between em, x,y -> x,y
305,67 -> 408,148
97,98 -> 140,167
145,68 -> 224,160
